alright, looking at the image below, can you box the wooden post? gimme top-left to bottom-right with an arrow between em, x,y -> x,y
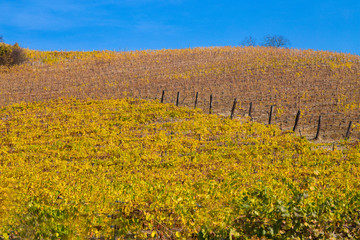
194,92 -> 198,109
209,94 -> 213,114
248,102 -> 253,119
176,91 -> 180,106
230,98 -> 237,119
314,116 -> 322,140
160,90 -> 165,103
293,110 -> 301,132
345,121 -> 353,139
268,105 -> 274,125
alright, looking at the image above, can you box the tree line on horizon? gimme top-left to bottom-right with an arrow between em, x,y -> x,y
1,33 -> 290,50
241,34 -> 290,48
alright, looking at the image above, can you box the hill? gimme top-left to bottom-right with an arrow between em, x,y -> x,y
0,46 -> 359,140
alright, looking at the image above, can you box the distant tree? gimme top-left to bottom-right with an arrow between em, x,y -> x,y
11,43 -> 27,65
262,34 -> 290,48
0,42 -> 27,66
241,36 -> 257,47
0,35 -> 3,43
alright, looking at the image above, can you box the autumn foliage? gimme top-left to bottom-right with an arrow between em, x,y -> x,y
0,98 -> 360,239
0,43 -> 27,66
0,46 -> 360,239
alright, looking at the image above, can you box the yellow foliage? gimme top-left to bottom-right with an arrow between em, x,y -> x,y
0,98 -> 359,238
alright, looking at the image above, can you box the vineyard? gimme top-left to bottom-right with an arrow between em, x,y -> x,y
1,46 -> 360,140
0,47 -> 360,239
0,98 -> 360,239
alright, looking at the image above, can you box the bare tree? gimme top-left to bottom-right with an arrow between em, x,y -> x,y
262,34 -> 290,48
0,35 -> 3,43
241,36 -> 257,47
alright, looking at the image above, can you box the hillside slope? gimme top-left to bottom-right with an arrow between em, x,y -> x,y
1,46 -> 360,140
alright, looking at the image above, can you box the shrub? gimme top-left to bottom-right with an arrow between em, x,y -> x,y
0,43 -> 27,66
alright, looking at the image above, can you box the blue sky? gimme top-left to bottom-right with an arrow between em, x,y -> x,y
0,0 -> 359,54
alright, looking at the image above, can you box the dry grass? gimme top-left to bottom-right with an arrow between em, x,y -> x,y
1,46 -> 359,141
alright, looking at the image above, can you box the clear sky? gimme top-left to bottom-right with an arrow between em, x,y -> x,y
0,0 -> 359,54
